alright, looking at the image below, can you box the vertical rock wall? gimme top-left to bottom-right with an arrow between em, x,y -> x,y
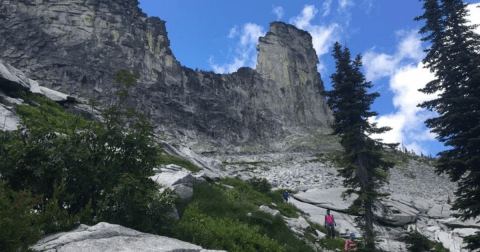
0,0 -> 332,151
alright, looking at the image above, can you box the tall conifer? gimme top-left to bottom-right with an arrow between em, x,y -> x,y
325,42 -> 397,250
416,0 -> 480,248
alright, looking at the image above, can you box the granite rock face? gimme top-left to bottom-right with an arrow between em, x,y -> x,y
31,222 -> 226,252
0,0 -> 332,151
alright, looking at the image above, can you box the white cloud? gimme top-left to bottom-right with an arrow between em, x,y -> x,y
228,26 -> 238,39
467,3 -> 480,34
362,0 -> 373,14
209,57 -> 245,74
272,5 -> 285,20
209,23 -> 265,74
364,30 -> 441,155
338,0 -> 354,9
367,3 -> 480,155
322,0 -> 333,17
290,5 -> 318,30
290,5 -> 339,72
363,30 -> 423,82
369,62 -> 438,155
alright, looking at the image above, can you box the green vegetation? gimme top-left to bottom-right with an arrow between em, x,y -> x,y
172,177 -> 316,252
0,181 -> 42,252
0,70 -> 327,252
400,230 -> 431,252
324,42 -> 398,250
0,70 -> 179,251
415,1 -> 480,248
400,230 -> 450,252
157,152 -> 202,172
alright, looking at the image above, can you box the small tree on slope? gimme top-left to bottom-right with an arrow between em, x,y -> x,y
415,0 -> 480,248
324,42 -> 397,251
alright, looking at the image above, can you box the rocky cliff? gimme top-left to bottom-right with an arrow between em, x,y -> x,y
0,0 -> 332,152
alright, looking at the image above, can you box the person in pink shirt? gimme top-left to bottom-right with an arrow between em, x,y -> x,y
324,209 -> 336,238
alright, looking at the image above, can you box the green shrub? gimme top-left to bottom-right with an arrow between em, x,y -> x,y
173,180 -> 316,252
400,230 -> 431,252
0,70 -> 176,239
319,237 -> 347,251
97,173 -> 178,234
38,182 -> 93,234
247,177 -> 272,194
0,180 -> 42,252
177,203 -> 283,252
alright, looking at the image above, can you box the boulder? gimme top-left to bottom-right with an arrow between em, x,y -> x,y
290,227 -> 304,237
150,170 -> 198,187
0,59 -> 41,94
288,196 -> 361,237
380,198 -> 419,226
31,222 -> 226,252
39,86 -> 71,102
284,216 -> 311,230
434,230 -> 464,252
427,204 -> 452,219
259,205 -> 280,216
316,230 -> 326,239
444,217 -> 480,229
171,184 -> 194,201
293,187 -> 357,212
0,104 -> 20,131
411,198 -> 434,214
452,228 -> 479,237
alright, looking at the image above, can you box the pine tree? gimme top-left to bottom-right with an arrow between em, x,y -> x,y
325,42 -> 397,250
415,0 -> 480,248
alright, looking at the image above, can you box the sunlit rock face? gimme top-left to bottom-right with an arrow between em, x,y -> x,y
0,0 -> 332,152
256,22 -> 332,127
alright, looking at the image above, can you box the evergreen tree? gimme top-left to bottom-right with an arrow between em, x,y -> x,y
415,1 -> 480,248
415,0 -> 480,220
324,42 -> 397,250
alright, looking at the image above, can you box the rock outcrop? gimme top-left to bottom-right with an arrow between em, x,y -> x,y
31,222 -> 226,252
0,0 -> 332,152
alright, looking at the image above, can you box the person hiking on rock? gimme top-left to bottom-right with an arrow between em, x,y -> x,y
282,191 -> 290,202
324,209 -> 336,238
345,233 -> 357,251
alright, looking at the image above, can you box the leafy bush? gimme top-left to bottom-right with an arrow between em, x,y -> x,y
173,179 -> 316,252
400,230 -> 431,252
0,70 -> 176,243
247,177 -> 272,194
97,173 -> 178,234
0,180 -> 42,252
38,182 -> 93,234
177,203 -> 282,252
318,237 -> 347,251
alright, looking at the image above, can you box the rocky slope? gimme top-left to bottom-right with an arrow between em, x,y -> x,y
0,0 -> 332,151
1,0 -> 477,251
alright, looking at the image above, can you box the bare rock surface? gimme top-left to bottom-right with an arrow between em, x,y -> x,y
31,222 -> 226,252
0,1 -> 332,151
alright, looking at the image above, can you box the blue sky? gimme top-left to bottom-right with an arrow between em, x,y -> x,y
138,0 -> 480,156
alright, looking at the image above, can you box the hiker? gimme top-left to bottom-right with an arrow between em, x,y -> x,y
345,233 -> 357,251
324,209 -> 336,238
282,191 -> 289,202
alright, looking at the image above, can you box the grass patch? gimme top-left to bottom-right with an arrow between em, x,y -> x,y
157,152 -> 202,172
15,93 -> 88,135
318,237 -> 347,250
173,178 -> 315,252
